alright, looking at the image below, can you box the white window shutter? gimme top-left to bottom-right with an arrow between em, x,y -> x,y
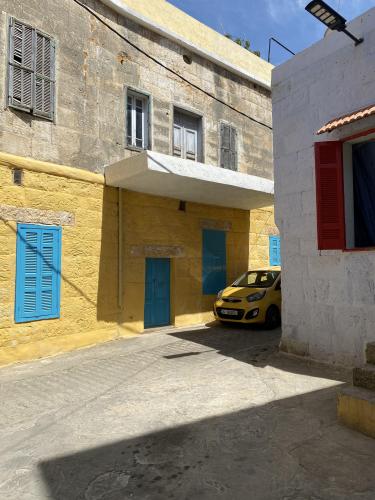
8,19 -> 33,111
173,124 -> 182,157
33,32 -> 55,119
185,128 -> 197,160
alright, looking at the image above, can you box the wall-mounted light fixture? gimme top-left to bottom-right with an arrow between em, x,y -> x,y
178,200 -> 186,212
305,1 -> 363,45
12,168 -> 23,186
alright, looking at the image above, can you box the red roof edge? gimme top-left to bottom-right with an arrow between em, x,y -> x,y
316,104 -> 375,135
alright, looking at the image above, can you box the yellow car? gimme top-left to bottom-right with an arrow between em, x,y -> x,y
213,267 -> 281,328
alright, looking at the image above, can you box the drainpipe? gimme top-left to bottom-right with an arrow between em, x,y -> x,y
118,187 -> 123,310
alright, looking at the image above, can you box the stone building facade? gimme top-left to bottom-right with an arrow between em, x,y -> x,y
273,7 -> 375,366
0,0 -> 277,366
0,0 -> 273,177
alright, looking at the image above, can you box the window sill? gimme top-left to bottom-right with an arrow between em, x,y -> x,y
343,247 -> 375,252
9,104 -> 54,122
125,145 -> 149,153
15,314 -> 60,323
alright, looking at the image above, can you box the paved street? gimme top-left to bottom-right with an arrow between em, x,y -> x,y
1,323 -> 374,500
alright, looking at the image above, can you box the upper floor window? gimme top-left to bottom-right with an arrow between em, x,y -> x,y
173,108 -> 202,162
8,18 -> 55,120
126,90 -> 149,149
220,123 -> 238,170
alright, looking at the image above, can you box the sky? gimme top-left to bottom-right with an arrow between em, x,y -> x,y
168,0 -> 375,65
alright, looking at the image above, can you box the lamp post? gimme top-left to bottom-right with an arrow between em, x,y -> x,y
305,1 -> 363,45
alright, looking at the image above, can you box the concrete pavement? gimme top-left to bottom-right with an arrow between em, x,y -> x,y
1,323 -> 374,499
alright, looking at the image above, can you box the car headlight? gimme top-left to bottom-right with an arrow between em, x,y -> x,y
217,289 -> 224,300
246,290 -> 266,302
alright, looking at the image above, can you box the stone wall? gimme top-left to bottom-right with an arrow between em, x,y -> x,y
0,153 -> 121,367
0,151 -> 278,366
249,205 -> 278,269
0,0 -> 273,179
272,8 -> 375,366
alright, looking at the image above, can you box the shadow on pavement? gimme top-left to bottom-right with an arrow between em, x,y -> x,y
38,385 -> 375,500
169,321 -> 282,366
168,322 -> 349,382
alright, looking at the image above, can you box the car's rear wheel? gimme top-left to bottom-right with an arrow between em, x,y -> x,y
265,306 -> 281,329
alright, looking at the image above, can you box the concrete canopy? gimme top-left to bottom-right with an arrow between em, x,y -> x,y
105,151 -> 274,210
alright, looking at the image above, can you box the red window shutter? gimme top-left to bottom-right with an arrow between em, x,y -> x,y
315,141 -> 345,250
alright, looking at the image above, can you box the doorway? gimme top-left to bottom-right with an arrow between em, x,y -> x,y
144,258 -> 171,329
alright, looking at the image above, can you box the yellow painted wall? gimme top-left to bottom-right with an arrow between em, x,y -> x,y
0,155 -> 123,367
249,205 -> 278,269
119,191 -> 252,331
0,153 -> 277,367
338,390 -> 375,439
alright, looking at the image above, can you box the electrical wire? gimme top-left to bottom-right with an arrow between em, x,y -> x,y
71,0 -> 272,131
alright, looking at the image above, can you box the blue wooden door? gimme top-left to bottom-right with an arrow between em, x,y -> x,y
144,258 -> 171,328
202,229 -> 226,295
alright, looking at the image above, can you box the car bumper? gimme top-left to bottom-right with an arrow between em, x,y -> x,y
213,303 -> 266,323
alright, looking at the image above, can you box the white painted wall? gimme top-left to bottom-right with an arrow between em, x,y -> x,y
272,7 -> 375,366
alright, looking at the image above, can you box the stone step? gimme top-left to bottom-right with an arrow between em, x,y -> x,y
353,364 -> 375,391
337,386 -> 375,438
366,342 -> 375,365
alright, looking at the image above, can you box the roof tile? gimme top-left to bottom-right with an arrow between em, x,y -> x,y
316,104 -> 375,134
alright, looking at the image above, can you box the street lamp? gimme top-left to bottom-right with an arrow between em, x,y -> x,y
305,1 -> 364,45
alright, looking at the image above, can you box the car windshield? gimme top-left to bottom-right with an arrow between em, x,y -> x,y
232,270 -> 280,288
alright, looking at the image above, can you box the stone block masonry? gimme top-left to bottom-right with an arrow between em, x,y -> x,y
0,0 -> 273,180
272,7 -> 375,366
0,152 -> 278,367
0,154 -> 121,367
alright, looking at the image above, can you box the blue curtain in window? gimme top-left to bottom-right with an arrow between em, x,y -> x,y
353,142 -> 375,247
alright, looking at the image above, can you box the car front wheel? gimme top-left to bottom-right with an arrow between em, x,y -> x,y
265,306 -> 281,329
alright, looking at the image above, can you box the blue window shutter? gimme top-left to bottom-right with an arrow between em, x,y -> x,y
15,224 -> 61,322
202,229 -> 227,295
269,236 -> 281,266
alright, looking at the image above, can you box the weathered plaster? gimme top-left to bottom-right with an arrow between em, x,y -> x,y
199,219 -> 232,232
0,0 -> 273,179
0,204 -> 75,226
129,245 -> 185,258
0,154 -> 277,366
102,0 -> 273,89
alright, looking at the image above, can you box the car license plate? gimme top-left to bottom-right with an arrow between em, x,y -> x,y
221,309 -> 238,316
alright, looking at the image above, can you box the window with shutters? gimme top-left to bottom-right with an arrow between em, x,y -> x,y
269,236 -> 281,266
342,136 -> 375,249
202,229 -> 226,295
126,90 -> 149,149
15,224 -> 61,323
315,135 -> 375,250
173,108 -> 203,162
220,123 -> 238,170
8,18 -> 55,120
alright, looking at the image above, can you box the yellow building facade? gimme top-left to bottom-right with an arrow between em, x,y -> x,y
0,0 -> 277,367
0,152 -> 277,367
